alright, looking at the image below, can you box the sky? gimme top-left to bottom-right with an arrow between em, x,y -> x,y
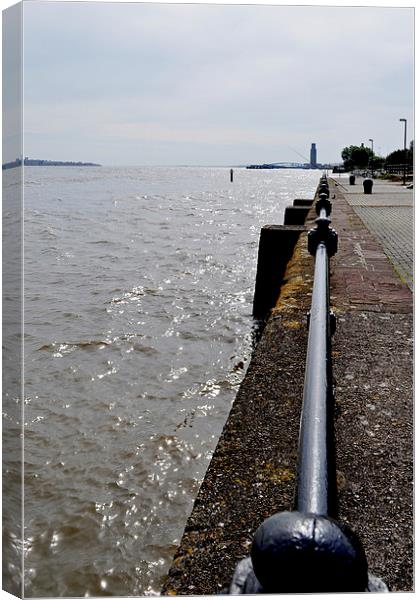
3,1 -> 415,166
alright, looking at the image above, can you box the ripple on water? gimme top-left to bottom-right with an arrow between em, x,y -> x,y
14,166 -> 320,596
24,432 -> 201,596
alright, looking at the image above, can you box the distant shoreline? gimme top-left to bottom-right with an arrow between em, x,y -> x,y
2,158 -> 101,170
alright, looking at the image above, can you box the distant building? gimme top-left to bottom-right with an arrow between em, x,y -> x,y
310,143 -> 317,168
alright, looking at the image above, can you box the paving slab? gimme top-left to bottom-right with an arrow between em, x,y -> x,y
330,176 -> 413,292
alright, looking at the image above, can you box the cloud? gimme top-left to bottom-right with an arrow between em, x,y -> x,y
22,2 -> 414,164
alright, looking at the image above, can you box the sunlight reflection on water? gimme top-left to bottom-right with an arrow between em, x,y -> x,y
4,166 -> 319,596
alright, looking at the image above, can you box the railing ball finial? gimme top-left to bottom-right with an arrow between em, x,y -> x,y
308,227 -> 338,256
251,511 -> 369,593
316,193 -> 332,216
319,183 -> 330,198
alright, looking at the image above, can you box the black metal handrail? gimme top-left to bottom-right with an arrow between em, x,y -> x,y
383,163 -> 413,175
296,177 -> 337,518
296,240 -> 333,516
229,175 -> 380,594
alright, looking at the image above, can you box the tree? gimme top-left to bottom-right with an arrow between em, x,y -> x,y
385,140 -> 413,166
341,145 -> 372,170
373,155 -> 385,170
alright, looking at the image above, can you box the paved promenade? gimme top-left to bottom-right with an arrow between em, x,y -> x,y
328,178 -> 413,590
331,176 -> 413,290
162,178 -> 413,594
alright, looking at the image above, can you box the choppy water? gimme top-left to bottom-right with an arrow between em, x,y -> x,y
3,166 -> 319,596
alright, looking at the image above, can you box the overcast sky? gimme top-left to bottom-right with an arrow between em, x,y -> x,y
7,1 -> 416,165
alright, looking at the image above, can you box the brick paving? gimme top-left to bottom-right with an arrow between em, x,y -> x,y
352,207 -> 413,290
331,176 -> 414,291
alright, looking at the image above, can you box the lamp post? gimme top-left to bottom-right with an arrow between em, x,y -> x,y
399,118 -> 407,185
369,138 -> 374,177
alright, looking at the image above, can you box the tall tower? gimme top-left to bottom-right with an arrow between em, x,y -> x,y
310,143 -> 317,168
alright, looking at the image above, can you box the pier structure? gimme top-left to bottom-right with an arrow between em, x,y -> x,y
162,176 -> 413,594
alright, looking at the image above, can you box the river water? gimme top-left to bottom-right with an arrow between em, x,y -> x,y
4,166 -> 319,596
